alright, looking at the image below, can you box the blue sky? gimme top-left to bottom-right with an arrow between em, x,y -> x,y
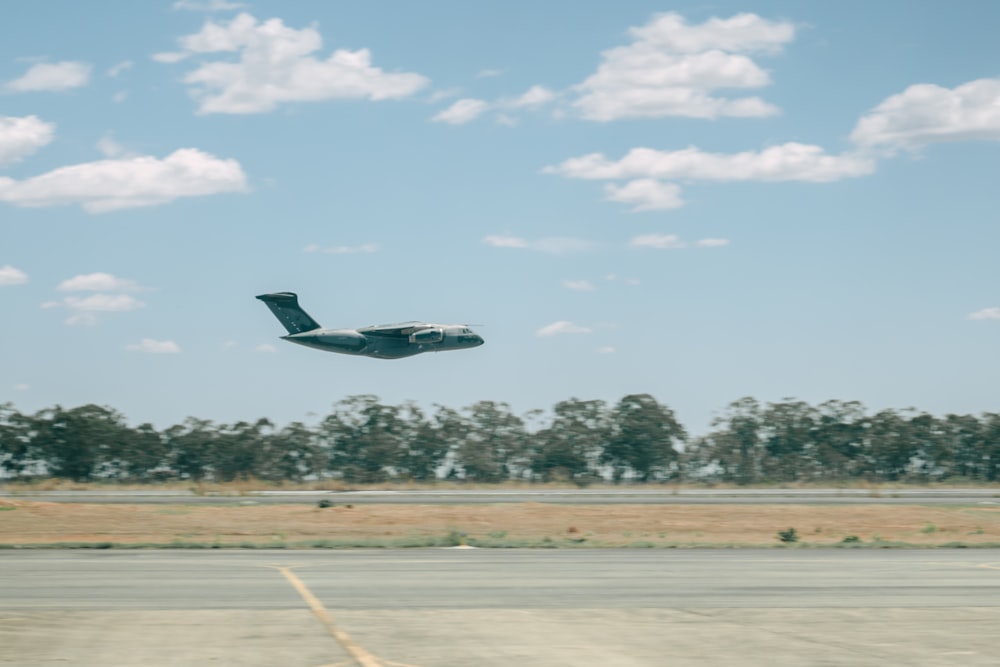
2,0 -> 998,434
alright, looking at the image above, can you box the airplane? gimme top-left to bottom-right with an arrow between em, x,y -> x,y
256,291 -> 485,359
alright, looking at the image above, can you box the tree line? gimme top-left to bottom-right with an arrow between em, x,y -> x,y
2,395 -> 999,485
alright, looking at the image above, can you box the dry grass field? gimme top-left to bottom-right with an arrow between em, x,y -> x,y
2,499 -> 1000,548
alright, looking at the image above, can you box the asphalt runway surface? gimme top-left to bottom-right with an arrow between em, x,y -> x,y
2,549 -> 999,666
5,487 -> 1000,505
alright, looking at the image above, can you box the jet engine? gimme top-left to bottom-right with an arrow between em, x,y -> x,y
409,327 -> 444,344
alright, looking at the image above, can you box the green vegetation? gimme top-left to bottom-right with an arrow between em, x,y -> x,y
777,527 -> 799,543
2,395 -> 1000,485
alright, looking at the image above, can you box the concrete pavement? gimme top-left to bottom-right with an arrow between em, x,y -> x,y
2,549 -> 999,666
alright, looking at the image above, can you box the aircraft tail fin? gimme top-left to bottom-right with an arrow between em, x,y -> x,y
255,292 -> 321,335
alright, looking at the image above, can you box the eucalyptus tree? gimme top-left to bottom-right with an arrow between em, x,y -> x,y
530,398 -> 610,483
812,400 -> 867,480
254,420 -> 325,482
321,395 -> 410,483
204,418 -> 273,482
905,411 -> 950,481
603,394 -> 686,482
163,417 -> 218,481
982,412 -> 1000,482
759,399 -> 818,482
0,403 -> 43,478
455,400 -> 530,482
860,409 -> 917,481
697,397 -> 765,485
393,402 -> 456,481
944,414 -> 984,480
123,423 -> 171,481
30,404 -> 133,481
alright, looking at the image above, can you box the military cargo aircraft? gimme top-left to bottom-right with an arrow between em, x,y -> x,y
256,292 -> 484,359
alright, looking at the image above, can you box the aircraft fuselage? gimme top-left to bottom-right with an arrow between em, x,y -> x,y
282,325 -> 484,359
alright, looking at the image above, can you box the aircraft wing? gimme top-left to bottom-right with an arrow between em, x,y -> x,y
357,321 -> 432,337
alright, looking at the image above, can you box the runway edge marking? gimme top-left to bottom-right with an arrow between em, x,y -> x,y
274,565 -> 385,667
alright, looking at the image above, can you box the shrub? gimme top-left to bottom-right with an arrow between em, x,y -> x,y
777,527 -> 799,543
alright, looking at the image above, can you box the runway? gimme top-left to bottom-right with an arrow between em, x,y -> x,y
5,487 -> 1000,505
2,549 -> 999,666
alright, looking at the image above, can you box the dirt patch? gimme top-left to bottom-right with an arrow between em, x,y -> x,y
2,501 -> 1000,547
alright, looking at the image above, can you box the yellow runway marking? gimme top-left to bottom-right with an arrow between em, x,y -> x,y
977,562 -> 1000,571
276,566 -> 386,667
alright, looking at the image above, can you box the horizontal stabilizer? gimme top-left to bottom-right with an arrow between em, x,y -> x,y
255,292 -> 321,335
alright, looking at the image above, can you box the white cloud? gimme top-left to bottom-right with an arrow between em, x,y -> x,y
14,383 -> 29,391
0,265 -> 28,286
476,69 -> 503,79
596,346 -> 616,354
7,61 -> 91,92
96,136 -> 129,158
127,339 -> 181,354
57,273 -> 140,292
631,234 -> 686,249
606,274 -> 641,285
851,78 -> 1000,152
66,314 -> 98,326
482,235 -> 595,254
571,12 -> 794,121
548,144 -> 874,183
507,85 -> 557,109
304,243 -> 379,254
482,235 -> 527,249
427,88 -> 460,104
113,91 -> 128,103
536,321 -> 592,337
604,179 -> 683,211
532,238 -> 595,254
0,148 -> 248,213
548,143 -> 874,210
44,293 -> 145,326
256,343 -> 277,352
0,115 -> 55,167
107,61 -> 133,78
629,12 -> 796,54
63,294 -> 145,312
562,280 -> 595,291
696,238 -> 730,247
173,0 -> 245,10
968,307 -> 1000,321
153,52 -> 187,64
432,98 -> 490,124
156,13 -> 429,114
433,86 -> 556,126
